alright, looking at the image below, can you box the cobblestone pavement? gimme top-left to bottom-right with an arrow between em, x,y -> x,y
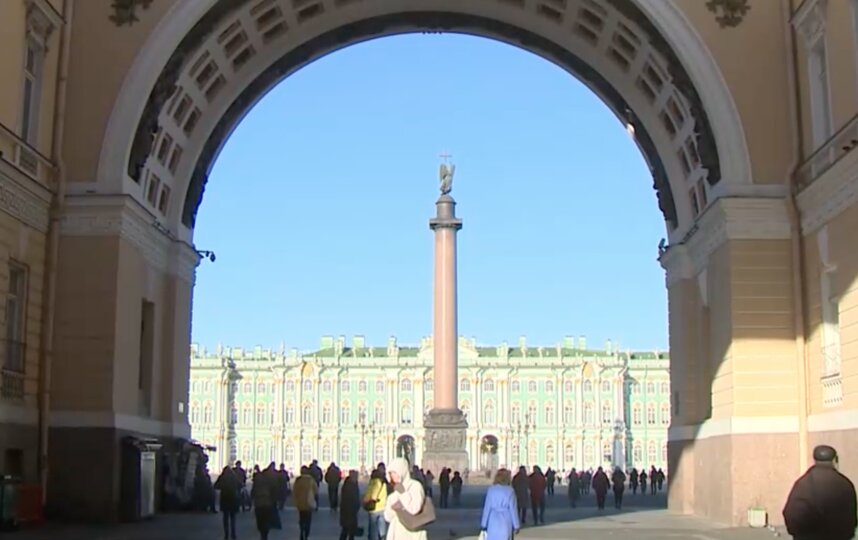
11,487 -> 785,540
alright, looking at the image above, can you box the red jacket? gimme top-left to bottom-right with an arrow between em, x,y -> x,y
528,473 -> 546,502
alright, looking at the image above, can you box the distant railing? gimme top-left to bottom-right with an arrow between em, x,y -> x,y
794,112 -> 858,192
821,373 -> 843,409
0,121 -> 55,187
1,340 -> 27,400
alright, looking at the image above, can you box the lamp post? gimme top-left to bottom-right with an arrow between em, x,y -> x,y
354,410 -> 376,472
514,412 -> 537,466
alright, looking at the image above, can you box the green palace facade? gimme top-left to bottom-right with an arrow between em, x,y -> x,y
188,335 -> 670,475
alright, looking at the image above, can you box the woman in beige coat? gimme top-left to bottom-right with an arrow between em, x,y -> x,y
383,458 -> 428,540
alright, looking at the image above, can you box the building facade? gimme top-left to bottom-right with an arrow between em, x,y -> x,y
189,336 -> 670,475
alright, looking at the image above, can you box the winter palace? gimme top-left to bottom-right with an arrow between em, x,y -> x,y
188,335 -> 670,474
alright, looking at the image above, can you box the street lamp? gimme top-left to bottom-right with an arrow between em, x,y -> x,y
514,412 -> 536,466
354,409 -> 377,472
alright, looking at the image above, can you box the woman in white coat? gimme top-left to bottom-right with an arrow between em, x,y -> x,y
383,458 -> 428,540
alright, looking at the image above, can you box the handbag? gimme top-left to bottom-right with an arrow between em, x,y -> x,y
393,495 -> 436,532
362,499 -> 377,512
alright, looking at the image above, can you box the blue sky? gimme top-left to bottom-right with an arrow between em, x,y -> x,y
191,34 -> 668,353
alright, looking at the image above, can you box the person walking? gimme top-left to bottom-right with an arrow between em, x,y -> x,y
649,466 -> 657,495
251,464 -> 278,540
339,470 -> 361,540
783,445 -> 857,540
480,469 -> 521,540
294,466 -> 319,540
326,462 -> 343,510
591,467 -> 610,511
639,470 -> 647,495
545,468 -> 556,496
424,470 -> 434,499
363,468 -> 388,540
629,468 -> 639,495
512,466 -> 529,525
214,466 -> 240,540
438,468 -> 451,508
451,471 -> 464,507
383,457 -> 428,540
528,466 -> 547,525
234,461 -> 250,512
611,468 -> 626,510
566,468 -> 580,508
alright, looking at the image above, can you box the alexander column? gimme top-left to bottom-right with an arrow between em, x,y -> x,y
422,157 -> 469,473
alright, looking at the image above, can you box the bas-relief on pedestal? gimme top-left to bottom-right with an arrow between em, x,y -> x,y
423,408 -> 469,473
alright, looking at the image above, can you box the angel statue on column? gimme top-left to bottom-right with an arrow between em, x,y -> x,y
439,162 -> 455,195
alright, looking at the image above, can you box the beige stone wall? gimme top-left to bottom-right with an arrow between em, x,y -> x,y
676,1 -> 795,184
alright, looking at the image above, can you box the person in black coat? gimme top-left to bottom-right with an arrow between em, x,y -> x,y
567,469 -> 580,508
214,467 -> 241,540
439,468 -> 451,508
783,445 -> 857,540
339,470 -> 361,540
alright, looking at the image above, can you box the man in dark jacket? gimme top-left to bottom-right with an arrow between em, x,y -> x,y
783,445 -> 857,540
325,462 -> 342,510
591,467 -> 610,511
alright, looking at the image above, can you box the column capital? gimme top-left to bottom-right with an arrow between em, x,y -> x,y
660,196 -> 791,285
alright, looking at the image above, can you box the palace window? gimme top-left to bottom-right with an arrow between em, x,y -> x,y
256,444 -> 266,464
601,402 -> 612,424
374,403 -> 384,424
647,403 -> 657,426
302,442 -> 312,464
633,443 -> 642,464
242,404 -> 252,425
564,380 -> 573,393
358,446 -> 367,466
527,442 -> 538,465
376,380 -> 385,393
191,381 -> 200,393
401,403 -> 413,425
460,378 -> 471,392
243,382 -> 252,394
483,379 -> 495,392
511,441 -> 520,463
340,406 -> 350,425
341,380 -> 350,392
647,441 -> 657,466
660,382 -> 669,395
400,379 -> 412,392
660,403 -> 670,425
425,379 -> 433,392
602,441 -> 612,463
270,405 -> 275,424
563,403 -> 574,424
322,443 -> 332,463
632,403 -> 642,426
511,403 -> 521,424
323,380 -> 332,392
527,404 -> 537,425
546,444 -> 555,465
190,402 -> 200,424
583,442 -> 594,466
375,445 -> 385,464
284,405 -> 295,424
583,402 -> 594,425
511,380 -> 520,392
359,380 -> 367,393
564,444 -> 574,465
285,444 -> 295,463
545,403 -> 555,425
583,380 -> 593,393
286,380 -> 295,393
203,402 -> 213,424
601,381 -> 611,393
340,443 -> 350,464
545,380 -> 554,393
528,380 -> 537,393
646,382 -> 655,395
256,405 -> 267,425
260,382 -> 269,394
241,442 -> 251,464
303,380 -> 313,393
206,380 -> 213,393
322,403 -> 332,425
302,403 -> 313,424
484,403 -> 495,425
632,382 -> 641,394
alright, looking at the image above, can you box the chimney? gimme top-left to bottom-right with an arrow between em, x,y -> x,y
578,335 -> 586,350
387,336 -> 397,356
605,339 -> 612,353
335,335 -> 346,355
321,335 -> 334,349
353,335 -> 365,349
563,336 -> 574,349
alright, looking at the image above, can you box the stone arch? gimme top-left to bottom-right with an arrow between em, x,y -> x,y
97,0 -> 752,244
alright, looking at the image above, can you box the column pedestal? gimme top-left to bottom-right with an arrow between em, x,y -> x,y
422,408 -> 468,474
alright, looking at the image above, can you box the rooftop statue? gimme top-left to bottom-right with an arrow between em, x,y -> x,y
439,162 -> 455,195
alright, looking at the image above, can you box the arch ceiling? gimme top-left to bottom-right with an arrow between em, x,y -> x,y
108,0 -> 748,241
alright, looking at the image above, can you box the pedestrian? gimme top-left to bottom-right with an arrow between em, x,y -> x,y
480,468 -> 521,540
783,445 -> 857,540
591,467 -> 610,511
251,463 -> 278,540
649,466 -> 657,495
339,470 -> 361,540
294,465 -> 319,540
528,466 -> 547,525
424,470 -> 434,499
439,468 -> 451,508
363,468 -> 388,540
629,468 -> 639,495
277,463 -> 290,509
512,466 -> 529,524
639,470 -> 647,495
611,468 -> 626,510
214,466 -> 240,540
656,468 -> 665,491
545,468 -> 556,496
383,457 -> 429,540
451,471 -> 463,507
326,462 -> 343,510
566,468 -> 580,508
234,461 -> 250,511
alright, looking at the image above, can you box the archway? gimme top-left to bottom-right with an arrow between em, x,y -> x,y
45,0 -> 813,528
396,435 -> 416,467
479,435 -> 499,474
